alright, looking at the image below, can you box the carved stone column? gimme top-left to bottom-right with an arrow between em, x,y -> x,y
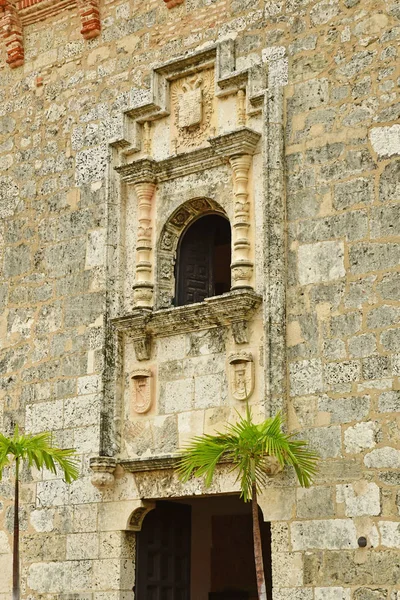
133,181 -> 156,307
209,128 -> 260,291
230,154 -> 253,288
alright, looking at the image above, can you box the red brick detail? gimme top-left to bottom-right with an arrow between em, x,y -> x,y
163,0 -> 184,7
0,0 -> 24,68
78,0 -> 101,39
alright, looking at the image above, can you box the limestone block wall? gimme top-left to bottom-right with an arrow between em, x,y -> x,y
0,0 -> 398,598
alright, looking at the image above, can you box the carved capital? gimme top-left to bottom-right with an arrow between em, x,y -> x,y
90,456 -> 117,489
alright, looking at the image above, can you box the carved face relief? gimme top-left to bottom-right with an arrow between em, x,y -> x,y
228,352 -> 254,401
131,369 -> 153,413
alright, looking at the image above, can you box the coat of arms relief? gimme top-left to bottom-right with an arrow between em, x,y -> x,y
131,369 -> 153,414
171,69 -> 214,151
228,352 -> 255,401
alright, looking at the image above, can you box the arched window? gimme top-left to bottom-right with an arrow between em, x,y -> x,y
175,214 -> 231,306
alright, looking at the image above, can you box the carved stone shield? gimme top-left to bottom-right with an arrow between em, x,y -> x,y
178,84 -> 203,128
131,369 -> 152,414
228,352 -> 254,401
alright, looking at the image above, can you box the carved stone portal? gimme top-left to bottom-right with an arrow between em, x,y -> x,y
229,351 -> 254,401
131,369 -> 153,414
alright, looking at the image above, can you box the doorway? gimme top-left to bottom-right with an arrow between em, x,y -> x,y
135,495 -> 272,600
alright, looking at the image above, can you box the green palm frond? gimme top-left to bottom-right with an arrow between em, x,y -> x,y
177,406 -> 319,501
0,427 -> 79,483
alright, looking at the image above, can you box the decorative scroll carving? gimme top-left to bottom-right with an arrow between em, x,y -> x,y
131,369 -> 153,414
128,501 -> 156,531
229,351 -> 254,401
133,181 -> 156,308
90,456 -> 117,489
171,69 -> 214,152
112,289 -> 262,361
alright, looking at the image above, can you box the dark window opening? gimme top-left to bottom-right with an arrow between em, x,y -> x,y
175,214 -> 231,306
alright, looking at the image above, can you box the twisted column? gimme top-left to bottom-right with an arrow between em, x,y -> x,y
133,181 -> 156,307
229,154 -> 253,289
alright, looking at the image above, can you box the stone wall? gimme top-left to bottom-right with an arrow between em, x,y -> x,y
0,0 -> 399,598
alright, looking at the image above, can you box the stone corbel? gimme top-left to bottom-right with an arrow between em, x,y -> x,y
0,0 -> 24,68
78,0 -> 101,40
163,0 -> 184,7
90,456 -> 117,489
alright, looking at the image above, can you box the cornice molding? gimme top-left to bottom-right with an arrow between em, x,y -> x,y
115,128 -> 261,184
111,289 -> 262,360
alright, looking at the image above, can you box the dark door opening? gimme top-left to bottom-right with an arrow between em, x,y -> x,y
135,496 -> 272,600
135,501 -> 191,600
175,214 -> 231,306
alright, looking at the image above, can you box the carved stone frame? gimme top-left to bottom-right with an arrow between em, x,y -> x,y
157,197 -> 227,309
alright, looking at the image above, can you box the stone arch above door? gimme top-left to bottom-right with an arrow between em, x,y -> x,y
156,197 -> 228,309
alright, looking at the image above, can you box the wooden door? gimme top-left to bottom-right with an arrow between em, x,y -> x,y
177,218 -> 214,306
135,502 -> 191,600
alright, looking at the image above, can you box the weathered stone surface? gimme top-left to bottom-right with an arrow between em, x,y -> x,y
353,589 -> 388,600
318,395 -> 370,423
297,487 -> 334,518
291,519 -> 358,550
379,160 -> 400,203
301,427 -> 342,458
324,361 -> 361,384
370,125 -> 400,158
336,482 -> 381,516
298,241 -> 345,285
344,421 -> 378,454
333,178 -> 374,210
349,243 -> 400,275
378,391 -> 400,412
315,589 -> 350,600
379,521 -> 400,548
364,447 -> 400,468
289,359 -> 324,395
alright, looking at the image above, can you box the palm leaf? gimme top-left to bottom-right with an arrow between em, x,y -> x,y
177,407 -> 319,500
